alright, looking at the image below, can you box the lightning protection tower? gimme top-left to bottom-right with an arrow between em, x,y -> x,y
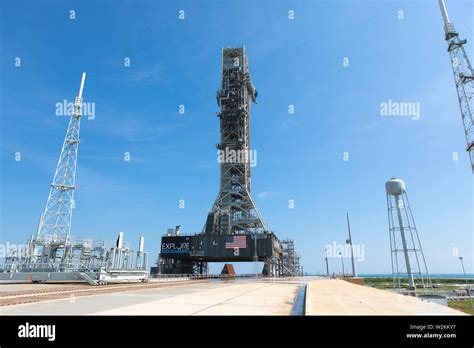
36,72 -> 86,244
438,0 -> 474,173
385,178 -> 431,292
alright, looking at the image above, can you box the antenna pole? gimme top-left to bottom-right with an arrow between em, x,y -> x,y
346,213 -> 357,277
438,0 -> 450,25
78,72 -> 86,99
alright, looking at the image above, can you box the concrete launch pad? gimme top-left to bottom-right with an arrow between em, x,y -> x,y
0,278 -> 309,315
305,279 -> 466,315
0,277 -> 467,316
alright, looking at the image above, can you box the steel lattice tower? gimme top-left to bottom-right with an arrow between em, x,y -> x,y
281,239 -> 301,276
385,178 -> 431,292
438,0 -> 474,173
204,47 -> 267,235
36,73 -> 86,242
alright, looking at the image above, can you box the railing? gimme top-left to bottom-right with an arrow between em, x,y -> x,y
0,262 -> 102,273
150,273 -> 263,280
150,273 -> 210,280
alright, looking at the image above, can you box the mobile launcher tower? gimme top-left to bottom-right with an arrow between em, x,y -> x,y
159,48 -> 284,276
385,178 -> 431,293
0,73 -> 148,285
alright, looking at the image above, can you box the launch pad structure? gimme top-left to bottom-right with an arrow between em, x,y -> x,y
158,47 -> 300,277
281,239 -> 302,276
2,2 -> 471,288
0,73 -> 148,285
0,48 -> 301,283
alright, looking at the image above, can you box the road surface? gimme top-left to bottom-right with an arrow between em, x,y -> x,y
305,278 -> 466,315
0,277 -> 311,315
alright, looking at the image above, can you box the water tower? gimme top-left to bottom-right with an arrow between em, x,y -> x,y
385,178 -> 431,292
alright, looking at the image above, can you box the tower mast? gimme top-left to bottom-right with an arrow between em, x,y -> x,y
37,73 -> 86,242
438,0 -> 474,173
204,47 -> 267,235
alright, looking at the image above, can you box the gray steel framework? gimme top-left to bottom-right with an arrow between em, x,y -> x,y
281,239 -> 301,276
37,73 -> 86,243
158,48 -> 289,277
438,0 -> 474,173
154,48 -> 300,277
204,47 -> 267,235
1,234 -> 149,285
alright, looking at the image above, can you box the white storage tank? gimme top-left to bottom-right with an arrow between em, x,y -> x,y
385,178 -> 406,196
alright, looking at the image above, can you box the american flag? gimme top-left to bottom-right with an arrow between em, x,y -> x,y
225,235 -> 247,249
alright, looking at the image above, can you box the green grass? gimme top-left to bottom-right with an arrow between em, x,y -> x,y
362,278 -> 473,314
437,285 -> 461,291
364,278 -> 393,289
363,278 -> 470,294
366,283 -> 393,290
363,277 -> 473,290
448,300 -> 474,315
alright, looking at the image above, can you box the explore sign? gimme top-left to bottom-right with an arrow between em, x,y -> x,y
161,237 -> 191,254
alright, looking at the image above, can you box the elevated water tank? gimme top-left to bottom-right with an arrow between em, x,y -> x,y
385,178 -> 406,196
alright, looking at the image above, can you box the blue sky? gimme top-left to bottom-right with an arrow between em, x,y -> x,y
0,0 -> 472,275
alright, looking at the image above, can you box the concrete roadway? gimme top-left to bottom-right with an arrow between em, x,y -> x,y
0,277 -> 312,316
305,278 -> 466,315
1,277 -> 465,315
